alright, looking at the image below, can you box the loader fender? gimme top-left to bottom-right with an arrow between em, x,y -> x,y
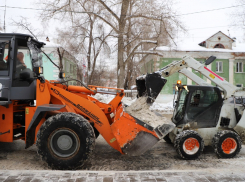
25,104 -> 65,149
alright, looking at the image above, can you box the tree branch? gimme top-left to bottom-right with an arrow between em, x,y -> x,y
124,40 -> 158,65
97,0 -> 120,22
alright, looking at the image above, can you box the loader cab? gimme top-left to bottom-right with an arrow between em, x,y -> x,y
173,85 -> 223,128
0,33 -> 44,104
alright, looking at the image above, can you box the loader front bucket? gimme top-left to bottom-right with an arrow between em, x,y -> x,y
111,105 -> 175,156
136,73 -> 167,104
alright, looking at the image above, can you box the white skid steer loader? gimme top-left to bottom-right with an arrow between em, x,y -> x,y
137,55 -> 245,160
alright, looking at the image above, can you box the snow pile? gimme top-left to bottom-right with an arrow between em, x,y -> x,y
125,97 -> 169,128
122,97 -> 136,106
93,93 -> 174,113
92,93 -> 115,104
150,101 -> 174,114
92,93 -> 174,123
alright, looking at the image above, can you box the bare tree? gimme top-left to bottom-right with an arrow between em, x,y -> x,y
11,17 -> 68,73
37,0 -> 184,88
40,0 -> 112,85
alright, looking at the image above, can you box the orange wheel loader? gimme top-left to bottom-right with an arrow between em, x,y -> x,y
0,33 -> 174,170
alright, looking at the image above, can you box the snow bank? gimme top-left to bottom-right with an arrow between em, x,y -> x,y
150,101 -> 174,114
92,93 -> 115,104
155,41 -> 245,53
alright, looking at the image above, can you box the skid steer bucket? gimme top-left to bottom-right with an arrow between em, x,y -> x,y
111,105 -> 175,156
136,73 -> 167,104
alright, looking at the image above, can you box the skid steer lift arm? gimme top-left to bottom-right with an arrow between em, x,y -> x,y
137,55 -> 242,102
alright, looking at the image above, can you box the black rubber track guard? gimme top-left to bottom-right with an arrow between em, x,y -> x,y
136,73 -> 167,103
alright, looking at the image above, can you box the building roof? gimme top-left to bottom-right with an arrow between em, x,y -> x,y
203,31 -> 234,43
155,41 -> 244,53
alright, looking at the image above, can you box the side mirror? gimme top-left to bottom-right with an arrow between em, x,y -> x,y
205,56 -> 216,65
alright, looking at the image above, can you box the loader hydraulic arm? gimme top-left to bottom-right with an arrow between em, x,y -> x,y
137,55 -> 240,103
156,60 -> 211,87
181,56 -> 238,98
155,56 -> 240,98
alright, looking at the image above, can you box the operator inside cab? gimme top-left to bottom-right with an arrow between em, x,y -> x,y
13,48 -> 34,87
190,94 -> 200,107
16,52 -> 27,69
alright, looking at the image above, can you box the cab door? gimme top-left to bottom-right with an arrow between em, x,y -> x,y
0,39 -> 11,105
10,37 -> 36,100
185,87 -> 223,128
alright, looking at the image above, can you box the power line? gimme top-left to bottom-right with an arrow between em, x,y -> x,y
176,4 -> 245,16
189,25 -> 232,30
0,4 -> 245,17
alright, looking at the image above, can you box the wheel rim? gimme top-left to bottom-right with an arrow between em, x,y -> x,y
49,128 -> 80,158
221,138 -> 237,154
183,138 -> 200,155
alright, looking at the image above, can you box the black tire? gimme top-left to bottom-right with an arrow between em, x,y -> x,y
174,130 -> 204,160
164,134 -> 172,144
212,130 -> 242,158
36,112 -> 95,170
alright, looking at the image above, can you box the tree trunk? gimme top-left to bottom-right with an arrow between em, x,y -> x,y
87,17 -> 94,84
117,0 -> 130,88
124,1 -> 132,90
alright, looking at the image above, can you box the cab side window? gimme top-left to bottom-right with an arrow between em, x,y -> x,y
12,39 -> 33,87
0,41 -> 10,73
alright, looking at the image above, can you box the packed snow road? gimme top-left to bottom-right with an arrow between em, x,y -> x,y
0,95 -> 244,171
0,114 -> 245,171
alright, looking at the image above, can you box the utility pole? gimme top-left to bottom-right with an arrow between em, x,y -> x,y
3,0 -> 6,32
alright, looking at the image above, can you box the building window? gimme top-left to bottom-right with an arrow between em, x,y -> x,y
216,61 -> 223,72
214,44 -> 225,48
236,62 -> 243,73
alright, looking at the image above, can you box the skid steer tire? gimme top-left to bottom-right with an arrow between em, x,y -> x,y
36,112 -> 95,170
174,130 -> 204,160
212,130 -> 242,158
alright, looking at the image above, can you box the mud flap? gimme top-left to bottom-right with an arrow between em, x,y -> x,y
136,73 -> 167,103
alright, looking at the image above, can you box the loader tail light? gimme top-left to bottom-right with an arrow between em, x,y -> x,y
177,80 -> 181,85
33,67 -> 43,75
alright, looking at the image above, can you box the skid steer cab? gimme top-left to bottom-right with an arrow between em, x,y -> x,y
165,84 -> 244,160
0,33 -> 174,170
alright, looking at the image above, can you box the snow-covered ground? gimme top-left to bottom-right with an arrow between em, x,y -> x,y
93,93 -> 175,114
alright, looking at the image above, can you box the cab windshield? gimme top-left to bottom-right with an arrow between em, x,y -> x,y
174,88 -> 188,122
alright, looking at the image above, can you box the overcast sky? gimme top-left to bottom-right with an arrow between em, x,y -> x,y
175,0 -> 243,44
0,0 -> 243,44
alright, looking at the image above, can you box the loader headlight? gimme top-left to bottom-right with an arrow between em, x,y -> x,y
59,72 -> 65,79
177,80 -> 181,85
33,67 -> 43,75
